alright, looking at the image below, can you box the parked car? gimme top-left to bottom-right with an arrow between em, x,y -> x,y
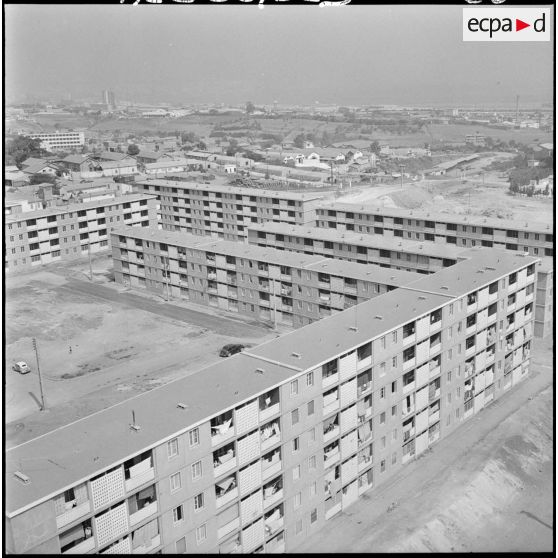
219,344 -> 246,358
13,361 -> 31,374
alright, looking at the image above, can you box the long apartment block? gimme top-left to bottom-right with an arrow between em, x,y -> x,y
110,227 -> 420,328
135,179 -> 325,240
4,194 -> 159,274
247,222 -> 552,338
6,249 -> 538,554
316,202 -> 554,258
248,222 -> 463,274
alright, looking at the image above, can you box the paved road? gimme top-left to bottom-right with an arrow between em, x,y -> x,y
56,278 -> 270,339
296,337 -> 554,553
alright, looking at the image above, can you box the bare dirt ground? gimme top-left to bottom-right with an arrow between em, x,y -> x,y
337,153 -> 554,226
5,263 -> 278,445
297,336 -> 554,553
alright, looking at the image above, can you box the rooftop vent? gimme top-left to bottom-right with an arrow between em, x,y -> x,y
291,352 -> 301,359
14,471 -> 30,485
177,403 -> 188,410
440,286 -> 449,291
130,410 -> 141,432
255,368 -> 265,374
418,295 -> 427,300
477,269 -> 485,274
374,315 -> 383,320
349,326 -> 358,332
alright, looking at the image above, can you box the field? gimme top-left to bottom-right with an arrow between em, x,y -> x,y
5,262 -> 277,446
11,114 -> 552,148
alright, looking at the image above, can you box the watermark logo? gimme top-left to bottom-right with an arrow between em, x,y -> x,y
463,8 -> 550,41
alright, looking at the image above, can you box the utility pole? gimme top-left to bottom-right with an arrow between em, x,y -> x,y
32,338 -> 46,411
164,258 -> 171,301
88,242 -> 93,281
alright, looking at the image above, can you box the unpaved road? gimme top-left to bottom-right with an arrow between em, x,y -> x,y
296,336 -> 554,553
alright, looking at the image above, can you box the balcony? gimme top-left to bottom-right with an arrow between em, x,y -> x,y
262,451 -> 282,481
264,506 -> 284,536
358,453 -> 373,473
403,379 -> 415,395
208,272 -> 217,281
465,344 -> 476,358
403,357 -> 416,372
403,331 -> 416,346
259,390 -> 280,422
323,447 -> 340,469
263,479 -> 283,509
62,536 -> 95,555
403,427 -> 415,443
214,447 -> 237,478
129,500 -> 157,527
323,395 -> 340,416
216,476 -> 238,509
466,323 -> 477,336
56,501 -> 92,530
429,319 -> 441,333
211,414 -> 234,447
218,518 -> 240,541
429,409 -> 440,425
323,371 -> 339,389
323,424 -> 340,444
325,500 -> 342,520
124,454 -> 155,493
265,532 -> 285,554
132,534 -> 161,554
260,421 -> 281,452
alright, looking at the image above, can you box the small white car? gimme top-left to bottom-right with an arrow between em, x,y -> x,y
13,361 -> 31,374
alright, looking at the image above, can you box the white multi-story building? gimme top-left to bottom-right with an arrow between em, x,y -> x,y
32,131 -> 85,152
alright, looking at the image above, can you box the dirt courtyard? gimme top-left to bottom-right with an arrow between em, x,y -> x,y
5,268 -> 276,444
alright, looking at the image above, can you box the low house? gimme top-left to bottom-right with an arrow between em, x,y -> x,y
136,150 -> 172,165
143,158 -> 198,176
94,151 -> 133,162
21,160 -> 66,178
5,166 -> 30,188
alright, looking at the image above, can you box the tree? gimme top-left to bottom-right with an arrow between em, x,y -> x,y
370,141 -> 381,156
196,141 -> 207,151
293,134 -> 305,149
246,101 -> 255,115
6,135 -> 45,167
127,144 -> 140,156
226,139 -> 240,157
181,132 -> 197,144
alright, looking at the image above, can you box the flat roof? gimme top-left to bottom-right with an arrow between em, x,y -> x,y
4,247 -> 537,516
137,178 -> 324,202
111,226 -> 420,285
403,248 -> 539,296
317,202 -> 553,234
5,194 -> 157,222
248,223 -> 462,260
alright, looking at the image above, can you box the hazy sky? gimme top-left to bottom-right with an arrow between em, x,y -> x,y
5,4 -> 554,106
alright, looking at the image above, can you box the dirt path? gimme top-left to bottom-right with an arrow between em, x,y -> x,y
296,337 -> 554,553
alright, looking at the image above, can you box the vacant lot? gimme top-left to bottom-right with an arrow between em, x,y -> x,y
5,268 -> 275,442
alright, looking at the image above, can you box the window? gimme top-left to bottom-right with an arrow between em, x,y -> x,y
191,460 -> 202,481
447,370 -> 452,382
309,455 -> 317,470
168,438 -> 179,458
380,387 -> 385,399
292,409 -> 299,426
293,465 -> 301,480
170,472 -> 182,492
196,524 -> 207,544
391,381 -> 397,393
380,412 -> 386,424
380,336 -> 386,349
307,400 -> 315,416
392,356 -> 397,367
379,362 -> 386,378
380,459 -> 386,472
391,405 -> 397,416
310,508 -> 318,523
291,379 -> 299,396
392,453 -> 397,465
173,505 -> 183,524
310,481 -> 317,497
295,519 -> 303,535
306,371 -> 314,386
176,537 -> 186,553
189,428 -> 199,447
294,492 -> 302,509
292,437 -> 300,452
194,493 -> 204,511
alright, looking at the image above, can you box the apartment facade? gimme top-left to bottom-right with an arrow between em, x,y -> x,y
315,202 -> 554,258
247,223 -> 552,338
4,194 -> 159,274
110,227 -> 420,328
6,250 -> 537,554
135,179 -> 324,240
247,222 -> 461,274
31,131 -> 86,152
